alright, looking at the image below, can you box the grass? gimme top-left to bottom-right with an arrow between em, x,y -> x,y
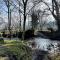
1,40 -> 60,60
0,56 -> 9,60
0,40 -> 32,60
50,53 -> 60,60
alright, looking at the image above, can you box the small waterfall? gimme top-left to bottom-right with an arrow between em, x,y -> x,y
34,37 -> 51,51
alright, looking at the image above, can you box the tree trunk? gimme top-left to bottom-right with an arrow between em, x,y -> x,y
56,18 -> 60,32
22,3 -> 27,40
9,9 -> 11,40
52,14 -> 60,32
52,0 -> 60,32
8,1 -> 11,39
19,1 -> 21,31
31,12 -> 38,30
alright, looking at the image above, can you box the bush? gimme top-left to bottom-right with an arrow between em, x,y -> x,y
0,38 -> 4,44
4,40 -> 32,60
25,29 -> 34,39
7,44 -> 32,60
17,32 -> 22,38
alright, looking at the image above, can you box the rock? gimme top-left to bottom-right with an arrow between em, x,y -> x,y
32,49 -> 49,60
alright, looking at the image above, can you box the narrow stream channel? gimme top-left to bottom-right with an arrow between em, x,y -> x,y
31,37 -> 60,60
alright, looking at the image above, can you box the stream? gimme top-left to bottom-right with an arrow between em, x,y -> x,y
34,37 -> 59,51
31,37 -> 60,60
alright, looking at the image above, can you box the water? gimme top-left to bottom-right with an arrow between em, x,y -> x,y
32,37 -> 60,60
34,37 -> 51,50
33,37 -> 60,51
3,37 -> 60,60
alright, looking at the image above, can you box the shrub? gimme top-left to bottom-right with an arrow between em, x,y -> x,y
0,38 -> 4,44
4,40 -> 32,60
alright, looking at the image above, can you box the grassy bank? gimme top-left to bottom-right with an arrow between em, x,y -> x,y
0,40 -> 32,60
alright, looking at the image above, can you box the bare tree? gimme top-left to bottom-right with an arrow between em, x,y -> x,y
3,0 -> 11,39
22,0 -> 28,40
3,0 -> 41,40
31,11 -> 38,30
22,0 -> 42,40
16,0 -> 22,31
37,10 -> 48,31
3,0 -> 16,39
42,0 -> 60,31
52,0 -> 60,31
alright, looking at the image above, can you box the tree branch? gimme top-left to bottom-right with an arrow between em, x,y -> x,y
27,1 -> 42,15
22,0 -> 24,4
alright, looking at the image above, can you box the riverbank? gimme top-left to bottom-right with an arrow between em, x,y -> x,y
0,38 -> 60,60
0,40 -> 32,60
